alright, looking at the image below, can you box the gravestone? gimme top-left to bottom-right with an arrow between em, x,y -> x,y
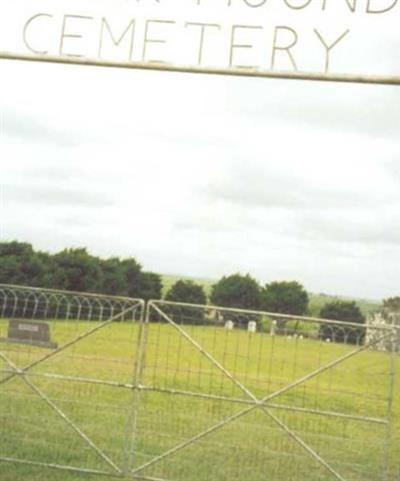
0,320 -> 58,349
366,312 -> 400,353
248,321 -> 257,333
225,320 -> 234,331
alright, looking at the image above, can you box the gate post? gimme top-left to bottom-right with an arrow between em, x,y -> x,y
123,299 -> 148,474
384,324 -> 398,481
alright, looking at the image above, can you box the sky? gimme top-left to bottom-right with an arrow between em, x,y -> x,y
0,0 -> 400,300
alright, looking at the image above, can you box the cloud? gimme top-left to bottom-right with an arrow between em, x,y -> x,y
3,184 -> 114,208
2,107 -> 83,147
202,152 -> 397,212
1,0 -> 400,300
383,159 -> 400,182
231,81 -> 400,142
291,210 -> 400,247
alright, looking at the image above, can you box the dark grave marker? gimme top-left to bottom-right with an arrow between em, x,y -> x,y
0,320 -> 58,349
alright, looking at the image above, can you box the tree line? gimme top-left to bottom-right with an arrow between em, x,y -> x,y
0,242 -> 310,311
0,241 -> 162,300
1,241 -> 398,331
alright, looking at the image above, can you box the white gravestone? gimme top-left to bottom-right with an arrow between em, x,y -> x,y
225,320 -> 234,331
366,312 -> 400,353
248,321 -> 257,333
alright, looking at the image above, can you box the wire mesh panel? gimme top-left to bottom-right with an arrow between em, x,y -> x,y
0,284 -> 144,478
133,300 -> 399,481
1,292 -> 398,481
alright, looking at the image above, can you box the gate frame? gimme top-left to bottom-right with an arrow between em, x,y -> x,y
131,299 -> 399,481
0,284 -> 145,478
0,291 -> 398,480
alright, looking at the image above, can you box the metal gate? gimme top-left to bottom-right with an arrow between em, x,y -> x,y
134,300 -> 398,481
0,287 -> 398,481
0,284 -> 145,478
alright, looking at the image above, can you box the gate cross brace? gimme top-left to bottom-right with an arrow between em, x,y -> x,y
0,304 -> 141,475
0,303 -> 140,387
0,368 -> 386,425
0,351 -> 122,474
131,302 -> 393,481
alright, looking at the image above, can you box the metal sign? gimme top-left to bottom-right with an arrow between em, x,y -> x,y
0,0 -> 399,85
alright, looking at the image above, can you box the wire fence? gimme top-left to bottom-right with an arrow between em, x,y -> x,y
0,284 -> 145,477
137,301 -> 398,481
0,286 -> 399,481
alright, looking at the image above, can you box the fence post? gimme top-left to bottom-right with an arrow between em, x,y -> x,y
124,299 -> 148,474
384,324 -> 398,481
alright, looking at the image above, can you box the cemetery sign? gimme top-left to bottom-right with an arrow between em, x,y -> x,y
0,0 -> 399,84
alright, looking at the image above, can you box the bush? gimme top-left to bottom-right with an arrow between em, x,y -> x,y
164,280 -> 207,324
262,281 -> 309,333
210,274 -> 261,310
319,301 -> 365,345
262,281 -> 308,315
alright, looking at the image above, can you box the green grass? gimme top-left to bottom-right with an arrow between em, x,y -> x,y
0,318 -> 398,481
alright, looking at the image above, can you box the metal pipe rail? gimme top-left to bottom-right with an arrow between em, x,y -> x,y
1,51 -> 400,86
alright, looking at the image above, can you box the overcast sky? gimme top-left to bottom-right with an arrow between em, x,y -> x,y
1,0 -> 400,300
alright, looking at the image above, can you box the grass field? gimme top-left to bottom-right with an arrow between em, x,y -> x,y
0,316 -> 399,481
